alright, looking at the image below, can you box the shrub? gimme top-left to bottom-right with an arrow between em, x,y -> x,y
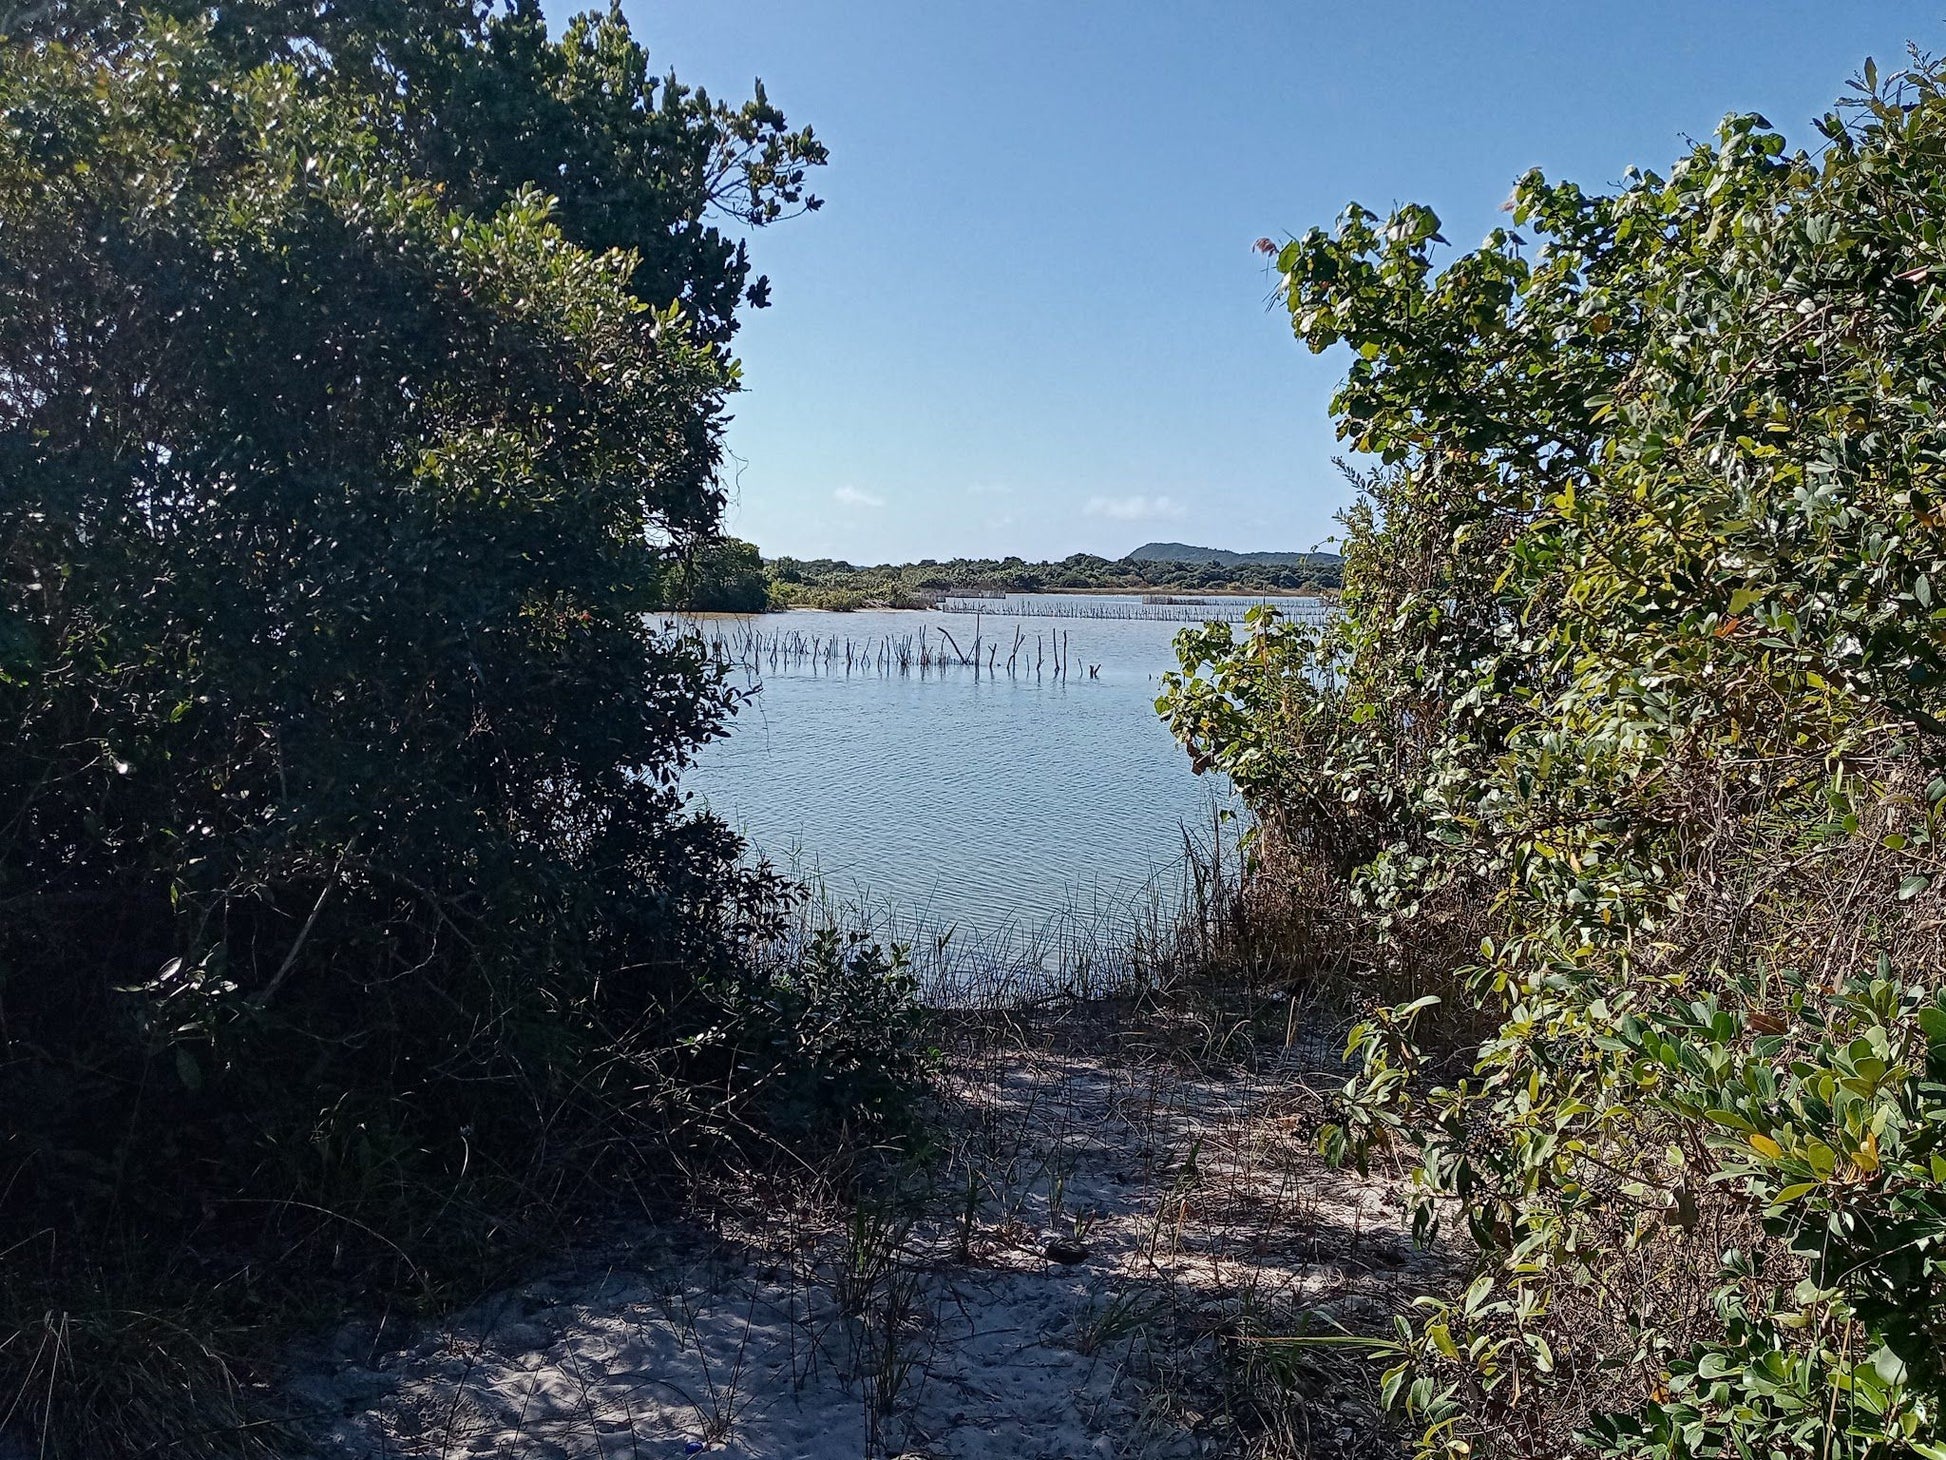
1164,52 -> 1946,1459
0,11 -> 873,1455
697,929 -> 932,1144
660,536 -> 773,613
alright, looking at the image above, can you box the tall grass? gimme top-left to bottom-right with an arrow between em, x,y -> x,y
732,799 -> 1299,1013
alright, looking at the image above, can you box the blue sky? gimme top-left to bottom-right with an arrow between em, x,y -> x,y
625,2 -> 1936,564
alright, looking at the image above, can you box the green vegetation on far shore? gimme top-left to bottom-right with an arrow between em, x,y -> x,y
654,543 -> 1341,615
1124,539 -> 1338,568
658,545 -> 1344,613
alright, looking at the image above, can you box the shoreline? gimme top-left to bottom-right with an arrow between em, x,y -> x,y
732,587 -> 1337,616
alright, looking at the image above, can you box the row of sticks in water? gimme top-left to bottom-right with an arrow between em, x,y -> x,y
703,619 -> 1100,678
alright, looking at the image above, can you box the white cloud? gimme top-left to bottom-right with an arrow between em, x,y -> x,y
966,481 -> 1013,498
1084,493 -> 1185,522
832,485 -> 885,509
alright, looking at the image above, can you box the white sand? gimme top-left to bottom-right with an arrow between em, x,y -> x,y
293,1010 -> 1438,1459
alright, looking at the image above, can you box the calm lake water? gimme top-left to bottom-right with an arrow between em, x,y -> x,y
680,594 -> 1323,970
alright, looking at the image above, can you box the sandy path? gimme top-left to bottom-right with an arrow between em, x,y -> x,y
294,1003 -> 1437,1459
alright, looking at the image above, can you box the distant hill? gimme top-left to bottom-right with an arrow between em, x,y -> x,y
1125,541 -> 1342,568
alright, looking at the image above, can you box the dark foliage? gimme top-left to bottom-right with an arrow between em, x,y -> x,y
0,10 -> 898,1456
13,0 -> 826,346
657,535 -> 773,613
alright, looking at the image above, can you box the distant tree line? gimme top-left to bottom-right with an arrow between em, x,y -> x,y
646,542 -> 1341,614
754,550 -> 1341,610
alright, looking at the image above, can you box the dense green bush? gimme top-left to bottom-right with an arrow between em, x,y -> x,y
1165,54 -> 1946,1459
0,9 -> 897,1455
698,928 -> 931,1142
655,535 -> 775,612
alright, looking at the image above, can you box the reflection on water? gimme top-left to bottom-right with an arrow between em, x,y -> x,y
681,595 -> 1322,963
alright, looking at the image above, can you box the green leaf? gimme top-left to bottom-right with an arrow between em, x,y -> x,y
1428,1322 -> 1458,1360
1870,1345 -> 1907,1385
